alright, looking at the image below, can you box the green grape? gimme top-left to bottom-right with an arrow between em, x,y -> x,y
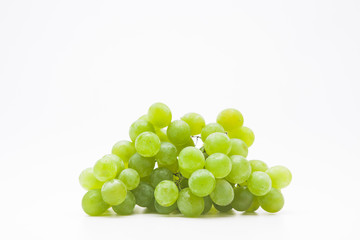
140,175 -> 151,184
181,112 -> 206,135
129,119 -> 155,142
118,168 -> 140,190
176,137 -> 195,154
128,153 -> 155,178
131,182 -> 154,207
213,203 -> 232,212
227,126 -> 255,147
79,167 -> 104,190
258,188 -> 284,213
201,123 -> 225,142
226,155 -> 251,184
202,196 -> 213,214
82,189 -> 109,216
210,179 -> 234,206
188,169 -> 216,197
177,188 -> 204,217
93,156 -> 118,182
101,179 -> 127,205
155,142 -> 177,166
216,108 -> 244,131
155,128 -> 168,142
154,180 -> 179,207
148,102 -> 172,128
179,166 -> 192,178
247,171 -> 272,196
232,186 -> 254,211
178,147 -> 205,176
179,177 -> 189,189
228,138 -> 248,157
111,140 -> 136,163
204,132 -> 231,155
266,166 -> 292,189
205,153 -> 232,178
249,160 -> 268,172
158,160 -> 179,174
150,168 -> 173,188
135,131 -> 161,157
112,191 -> 136,215
102,154 -> 125,177
246,197 -> 260,212
154,201 -> 177,214
167,120 -> 191,145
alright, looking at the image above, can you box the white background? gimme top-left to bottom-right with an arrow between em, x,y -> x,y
1,0 -> 359,239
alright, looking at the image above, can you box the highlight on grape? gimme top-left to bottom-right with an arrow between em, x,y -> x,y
79,103 -> 292,217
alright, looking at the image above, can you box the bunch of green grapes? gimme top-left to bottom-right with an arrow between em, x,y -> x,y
79,103 -> 292,217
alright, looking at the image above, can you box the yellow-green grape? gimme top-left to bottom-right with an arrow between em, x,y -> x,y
154,180 -> 179,207
167,120 -> 191,145
181,112 -> 206,135
111,140 -> 136,164
129,119 -> 155,142
112,191 -> 136,215
247,171 -> 272,196
226,155 -> 251,184
79,167 -> 104,190
246,197 -> 260,212
155,128 -> 168,142
201,123 -> 225,142
131,182 -> 154,207
177,188 -> 204,217
228,138 -> 248,157
228,126 -> 255,147
154,201 -> 177,214
135,131 -> 161,157
266,166 -> 292,189
204,132 -> 231,155
158,160 -> 179,174
216,108 -> 244,131
210,179 -> 234,206
179,166 -> 192,178
178,147 -> 205,177
150,168 -> 173,188
118,168 -> 140,190
101,179 -> 127,205
102,154 -> 125,177
176,137 -> 195,155
205,153 -> 232,178
202,196 -> 213,214
249,160 -> 268,172
188,169 -> 216,197
93,156 -> 118,182
232,186 -> 254,211
155,142 -> 177,166
258,188 -> 284,213
213,203 -> 232,212
148,102 -> 172,128
82,189 -> 109,216
128,153 -> 155,178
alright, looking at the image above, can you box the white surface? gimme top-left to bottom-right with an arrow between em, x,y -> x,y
1,0 -> 360,239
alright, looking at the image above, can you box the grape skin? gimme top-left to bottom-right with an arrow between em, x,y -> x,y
210,179 -> 234,206
155,142 -> 178,166
79,167 -> 104,190
167,120 -> 191,145
177,188 -> 204,217
112,191 -> 136,215
247,171 -> 272,196
258,188 -> 284,213
101,179 -> 127,205
181,112 -> 206,135
128,153 -> 155,178
216,108 -> 244,131
82,189 -> 109,216
93,156 -> 118,182
135,131 -> 161,157
111,140 -> 136,164
150,168 -> 173,188
228,126 -> 255,147
129,119 -> 155,142
188,169 -> 216,197
201,123 -> 225,142
131,182 -> 154,207
249,160 -> 269,172
226,155 -> 251,184
154,180 -> 179,207
204,132 -> 231,155
228,138 -> 248,157
266,166 -> 292,189
178,147 -> 205,176
118,168 -> 140,190
148,102 -> 172,128
205,153 -> 232,179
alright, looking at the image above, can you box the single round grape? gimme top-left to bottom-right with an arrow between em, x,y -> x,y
210,179 -> 234,206
148,102 -> 172,128
79,168 -> 104,190
232,186 -> 254,211
93,156 -> 118,182
101,179 -> 127,205
228,138 -> 248,157
167,120 -> 191,145
246,197 -> 260,212
249,160 -> 268,172
155,128 -> 169,142
205,153 -> 232,178
135,131 -> 161,157
102,154 -> 125,177
129,119 -> 155,142
154,201 -> 177,214
154,180 -> 179,207
228,126 -> 255,147
82,189 -> 109,216
202,196 -> 213,214
177,188 -> 204,217
181,112 -> 205,135
201,123 -> 225,142
204,132 -> 231,155
118,168 -> 140,190
189,169 -> 216,197
226,155 -> 251,184
150,168 -> 173,188
128,153 -> 155,178
111,140 -> 136,163
266,166 -> 292,189
178,147 -> 205,176
112,191 -> 136,215
155,142 -> 177,166
158,160 -> 179,174
176,137 -> 195,154
216,108 -> 244,131
213,203 -> 232,212
247,171 -> 272,196
258,188 -> 284,213
131,182 -> 154,207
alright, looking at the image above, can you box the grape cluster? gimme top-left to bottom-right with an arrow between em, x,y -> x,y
80,103 -> 292,217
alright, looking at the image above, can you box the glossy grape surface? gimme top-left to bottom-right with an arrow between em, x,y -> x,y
79,167 -> 104,190
232,186 -> 254,211
247,171 -> 272,196
154,180 -> 179,207
112,191 -> 136,215
210,179 -> 234,206
266,166 -> 292,189
216,108 -> 244,131
93,156 -> 118,182
150,168 -> 173,188
131,182 -> 154,207
205,153 -> 232,178
201,123 -> 225,142
129,119 -> 155,142
111,140 -> 136,163
228,138 -> 248,157
101,179 -> 127,205
148,102 -> 172,128
167,120 -> 191,145
204,132 -> 231,155
118,168 -> 140,190
227,126 -> 255,147
188,169 -> 216,197
258,188 -> 284,213
128,153 -> 155,178
226,155 -> 251,184
177,188 -> 204,217
155,142 -> 178,166
82,189 -> 109,216
178,147 -> 205,176
135,131 -> 161,157
249,160 -> 268,172
181,112 -> 205,135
